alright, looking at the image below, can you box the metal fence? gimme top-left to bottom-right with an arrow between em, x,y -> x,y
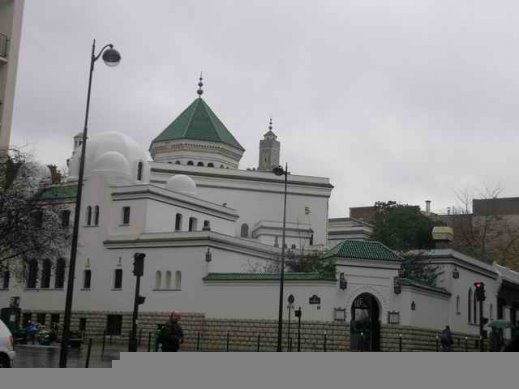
0,33 -> 8,58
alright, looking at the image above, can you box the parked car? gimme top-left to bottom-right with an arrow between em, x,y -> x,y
0,319 -> 16,368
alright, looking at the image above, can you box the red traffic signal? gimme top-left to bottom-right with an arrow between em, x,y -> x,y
474,281 -> 486,301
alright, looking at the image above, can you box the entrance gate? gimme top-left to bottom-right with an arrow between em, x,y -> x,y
350,293 -> 380,351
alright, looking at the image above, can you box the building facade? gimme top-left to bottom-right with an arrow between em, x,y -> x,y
1,86 -> 518,351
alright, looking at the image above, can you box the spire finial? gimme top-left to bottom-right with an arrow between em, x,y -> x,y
269,118 -> 273,131
197,72 -> 204,97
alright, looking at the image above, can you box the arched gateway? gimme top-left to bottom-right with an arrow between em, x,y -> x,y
350,293 -> 381,351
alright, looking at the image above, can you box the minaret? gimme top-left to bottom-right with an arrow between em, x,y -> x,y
258,118 -> 280,171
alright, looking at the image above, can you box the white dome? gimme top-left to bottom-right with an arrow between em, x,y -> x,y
67,131 -> 150,181
165,174 -> 197,196
91,151 -> 131,177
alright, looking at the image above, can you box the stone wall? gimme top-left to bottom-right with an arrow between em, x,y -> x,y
21,310 -> 487,351
381,324 -> 486,352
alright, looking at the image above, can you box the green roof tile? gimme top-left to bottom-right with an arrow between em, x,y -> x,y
322,240 -> 401,261
203,272 -> 336,282
39,184 -> 77,200
151,97 -> 244,151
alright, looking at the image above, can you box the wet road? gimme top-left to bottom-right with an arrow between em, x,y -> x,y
12,342 -> 122,368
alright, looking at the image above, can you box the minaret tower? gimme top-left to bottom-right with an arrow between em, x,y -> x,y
258,118 -> 280,171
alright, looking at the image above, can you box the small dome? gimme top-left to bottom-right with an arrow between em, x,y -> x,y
165,174 -> 197,196
91,151 -> 131,177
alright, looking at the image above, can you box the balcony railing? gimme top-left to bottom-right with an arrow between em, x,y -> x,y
0,33 -> 9,59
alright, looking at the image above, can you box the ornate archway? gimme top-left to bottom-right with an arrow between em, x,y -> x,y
350,293 -> 381,351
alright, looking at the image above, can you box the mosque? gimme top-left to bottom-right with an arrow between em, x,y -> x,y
1,78 -> 518,351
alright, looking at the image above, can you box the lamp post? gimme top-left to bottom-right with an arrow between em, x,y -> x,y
59,39 -> 121,368
273,163 -> 288,352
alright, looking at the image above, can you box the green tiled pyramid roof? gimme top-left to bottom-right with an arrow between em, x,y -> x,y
203,272 -> 336,282
322,240 -> 402,261
151,97 -> 244,151
39,184 -> 78,200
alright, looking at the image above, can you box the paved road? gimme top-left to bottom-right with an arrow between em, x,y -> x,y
13,342 -> 124,368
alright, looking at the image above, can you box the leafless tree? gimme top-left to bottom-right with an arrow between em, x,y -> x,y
444,185 -> 519,269
0,149 -> 70,280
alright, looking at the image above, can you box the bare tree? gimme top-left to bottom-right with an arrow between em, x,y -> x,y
0,149 -> 70,280
444,185 -> 519,269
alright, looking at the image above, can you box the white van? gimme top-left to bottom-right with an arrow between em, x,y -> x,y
0,319 -> 15,368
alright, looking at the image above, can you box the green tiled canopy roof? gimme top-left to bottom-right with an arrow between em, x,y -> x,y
151,97 -> 244,151
39,184 -> 78,200
322,240 -> 402,261
203,272 -> 336,282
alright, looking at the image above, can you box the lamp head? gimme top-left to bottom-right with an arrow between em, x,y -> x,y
272,165 -> 284,176
102,46 -> 121,67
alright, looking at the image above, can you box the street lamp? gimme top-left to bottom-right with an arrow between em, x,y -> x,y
273,163 -> 288,352
59,39 -> 121,368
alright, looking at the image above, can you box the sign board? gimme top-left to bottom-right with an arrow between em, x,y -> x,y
309,295 -> 321,305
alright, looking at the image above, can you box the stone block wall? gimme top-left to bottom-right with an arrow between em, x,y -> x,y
21,310 -> 487,352
381,325 -> 486,352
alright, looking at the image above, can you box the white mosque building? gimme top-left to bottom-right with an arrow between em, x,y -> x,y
1,80 -> 518,351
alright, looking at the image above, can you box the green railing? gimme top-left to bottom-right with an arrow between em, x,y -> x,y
0,33 -> 9,58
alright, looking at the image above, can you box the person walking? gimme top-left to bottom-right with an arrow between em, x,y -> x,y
440,325 -> 453,352
158,311 -> 184,352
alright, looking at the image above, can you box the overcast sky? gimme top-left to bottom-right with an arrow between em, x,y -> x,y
10,0 -> 519,217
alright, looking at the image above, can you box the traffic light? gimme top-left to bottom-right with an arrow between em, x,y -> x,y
133,253 -> 145,276
474,281 -> 486,302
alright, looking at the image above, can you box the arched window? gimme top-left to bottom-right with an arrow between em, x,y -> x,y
207,163 -> 214,167
83,269 -> 92,289
86,206 -> 92,226
113,269 -> 123,289
197,162 -> 204,167
155,271 -> 162,289
26,259 -> 38,289
189,217 -> 198,232
61,210 -> 71,227
240,223 -> 249,238
165,271 -> 172,289
202,220 -> 211,231
94,206 -> 100,226
41,259 -> 51,289
187,161 -> 194,166
456,295 -> 460,314
122,207 -> 131,225
137,161 -> 143,181
55,258 -> 65,289
175,213 -> 183,231
220,165 -> 224,168
2,271 -> 10,289
175,161 -> 181,165
468,289 -> 472,323
175,271 -> 182,289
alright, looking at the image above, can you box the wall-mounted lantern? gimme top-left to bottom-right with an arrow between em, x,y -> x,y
387,311 -> 400,324
393,277 -> 401,294
334,308 -> 346,322
205,248 -> 212,262
452,267 -> 459,279
411,301 -> 416,311
339,273 -> 347,290
117,257 -> 122,267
